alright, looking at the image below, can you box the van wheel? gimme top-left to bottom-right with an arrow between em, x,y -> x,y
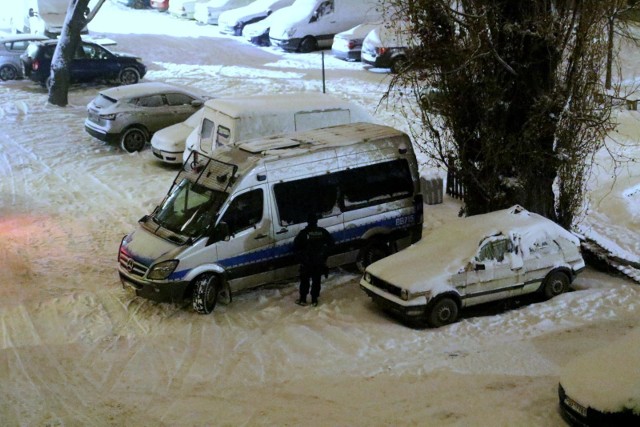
192,274 -> 220,314
542,271 -> 569,299
0,64 -> 18,81
120,127 -> 148,152
426,297 -> 458,328
299,36 -> 318,53
356,241 -> 389,273
119,67 -> 140,85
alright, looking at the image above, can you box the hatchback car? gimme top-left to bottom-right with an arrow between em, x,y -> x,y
21,39 -> 147,88
360,205 -> 585,327
84,82 -> 212,153
361,22 -> 412,73
331,22 -> 378,62
0,34 -> 48,81
559,328 -> 640,426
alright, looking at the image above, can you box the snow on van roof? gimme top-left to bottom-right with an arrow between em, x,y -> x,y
367,205 -> 580,291
98,82 -> 211,100
203,93 -> 368,118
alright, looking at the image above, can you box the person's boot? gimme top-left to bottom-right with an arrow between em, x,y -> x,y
295,297 -> 307,306
311,298 -> 318,307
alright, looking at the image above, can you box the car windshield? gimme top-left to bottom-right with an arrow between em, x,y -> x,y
153,178 -> 228,238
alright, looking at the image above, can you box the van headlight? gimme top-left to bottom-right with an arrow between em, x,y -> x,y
147,260 -> 179,280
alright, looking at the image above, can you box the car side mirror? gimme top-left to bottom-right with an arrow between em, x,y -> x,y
192,100 -> 203,108
474,263 -> 485,271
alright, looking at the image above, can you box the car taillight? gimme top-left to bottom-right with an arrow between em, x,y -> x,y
32,59 -> 39,71
375,47 -> 389,55
347,40 -> 356,49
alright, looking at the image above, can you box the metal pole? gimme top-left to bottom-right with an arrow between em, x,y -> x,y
322,51 -> 326,93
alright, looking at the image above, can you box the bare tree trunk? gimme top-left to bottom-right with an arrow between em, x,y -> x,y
606,14 -> 615,89
48,0 -> 107,107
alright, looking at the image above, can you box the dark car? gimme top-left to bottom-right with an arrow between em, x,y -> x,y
21,39 -> 147,88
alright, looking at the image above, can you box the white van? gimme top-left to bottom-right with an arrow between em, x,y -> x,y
193,0 -> 254,25
118,122 -> 424,313
12,0 -> 89,37
269,0 -> 382,52
183,93 -> 373,164
218,0 -> 294,36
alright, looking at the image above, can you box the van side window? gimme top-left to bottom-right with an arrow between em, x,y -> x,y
200,118 -> 214,140
340,159 -> 413,210
274,175 -> 339,225
220,189 -> 264,235
216,125 -> 231,147
311,0 -> 334,22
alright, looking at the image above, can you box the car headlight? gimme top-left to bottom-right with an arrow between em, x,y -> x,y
147,260 -> 179,280
400,288 -> 409,301
363,272 -> 371,283
100,113 -> 117,120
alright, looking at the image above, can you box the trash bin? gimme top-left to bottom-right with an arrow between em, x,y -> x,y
420,176 -> 443,205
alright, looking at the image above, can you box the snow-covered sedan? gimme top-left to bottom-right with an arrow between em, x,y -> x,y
150,108 -> 203,164
360,205 -> 586,327
559,328 -> 640,426
84,82 -> 212,153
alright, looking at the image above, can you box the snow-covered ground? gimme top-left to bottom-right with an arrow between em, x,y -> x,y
0,2 -> 639,425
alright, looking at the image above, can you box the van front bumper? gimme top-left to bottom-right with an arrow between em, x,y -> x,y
270,37 -> 301,51
120,271 -> 190,304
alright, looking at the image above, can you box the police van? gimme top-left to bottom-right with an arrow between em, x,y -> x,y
118,122 -> 423,314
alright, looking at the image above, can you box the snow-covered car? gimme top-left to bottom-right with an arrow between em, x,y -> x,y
218,0 -> 294,36
115,0 -> 151,8
193,0 -> 254,25
558,328 -> 640,426
169,0 -> 208,19
243,9 -> 282,45
361,22 -> 413,73
360,205 -> 586,327
0,34 -> 48,81
151,108 -> 203,164
84,82 -> 212,153
331,22 -> 378,62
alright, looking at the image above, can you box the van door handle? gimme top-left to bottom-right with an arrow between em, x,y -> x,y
276,228 -> 288,234
254,234 -> 268,240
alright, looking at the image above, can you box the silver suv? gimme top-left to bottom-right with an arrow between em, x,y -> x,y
84,82 -> 212,153
360,205 -> 586,327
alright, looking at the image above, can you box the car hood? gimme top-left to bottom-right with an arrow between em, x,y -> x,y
151,122 -> 193,150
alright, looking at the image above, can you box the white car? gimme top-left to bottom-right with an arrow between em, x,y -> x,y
360,205 -> 586,327
559,328 -> 640,425
84,82 -> 212,153
193,0 -> 254,25
218,0 -> 294,36
331,22 -> 378,62
169,0 -> 208,19
151,108 -> 203,164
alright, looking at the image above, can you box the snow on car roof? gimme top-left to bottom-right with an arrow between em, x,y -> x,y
367,205 -> 580,290
98,82 -> 211,100
560,327 -> 640,414
0,35 -> 49,43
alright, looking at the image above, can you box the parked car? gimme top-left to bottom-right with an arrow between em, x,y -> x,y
84,82 -> 212,153
360,205 -> 586,327
21,39 -> 147,88
243,9 -> 282,46
169,0 -> 208,19
218,0 -> 294,36
0,34 -> 48,81
116,0 -> 151,9
150,108 -> 203,164
193,0 -> 254,25
559,328 -> 640,426
269,0 -> 381,52
150,0 -> 170,11
331,22 -> 378,62
361,22 -> 413,73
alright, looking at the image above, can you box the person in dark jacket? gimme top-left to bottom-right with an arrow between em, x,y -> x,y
293,213 -> 334,307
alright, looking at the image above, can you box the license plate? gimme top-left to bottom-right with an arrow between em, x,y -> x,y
564,396 -> 588,417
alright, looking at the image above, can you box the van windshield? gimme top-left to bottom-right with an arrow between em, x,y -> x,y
153,179 -> 228,238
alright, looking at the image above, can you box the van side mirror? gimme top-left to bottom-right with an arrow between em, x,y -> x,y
310,12 -> 318,23
210,222 -> 230,244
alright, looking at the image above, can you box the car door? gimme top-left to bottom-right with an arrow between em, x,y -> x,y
72,43 -> 119,82
164,92 -> 201,131
214,186 -> 275,292
462,236 -> 523,305
133,94 -> 173,132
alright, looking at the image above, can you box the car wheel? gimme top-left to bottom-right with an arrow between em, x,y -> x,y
133,0 -> 146,9
426,297 -> 459,328
120,127 -> 148,153
0,64 -> 18,81
299,36 -> 318,53
118,67 -> 140,85
391,56 -> 407,74
542,271 -> 569,299
192,274 -> 219,314
356,241 -> 389,273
